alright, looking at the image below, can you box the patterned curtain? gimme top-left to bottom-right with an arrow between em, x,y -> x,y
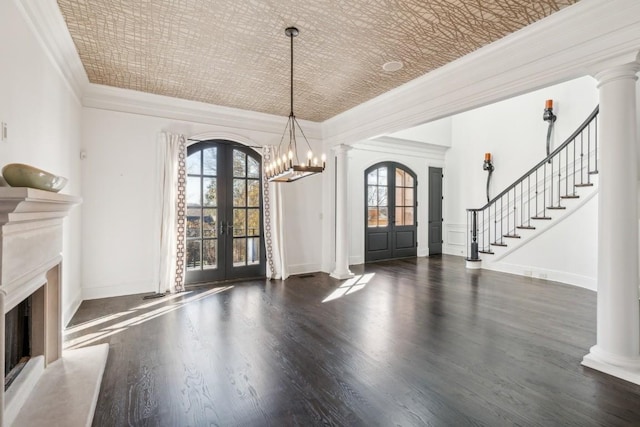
155,132 -> 187,293
262,146 -> 288,279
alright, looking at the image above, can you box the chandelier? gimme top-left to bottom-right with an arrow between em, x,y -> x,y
266,27 -> 325,182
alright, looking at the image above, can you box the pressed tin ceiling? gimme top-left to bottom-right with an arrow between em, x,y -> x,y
56,0 -> 579,122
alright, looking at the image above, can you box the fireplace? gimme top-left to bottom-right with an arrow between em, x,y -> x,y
4,296 -> 31,390
0,187 -> 80,425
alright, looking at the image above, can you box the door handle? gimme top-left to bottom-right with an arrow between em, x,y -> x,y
227,224 -> 234,235
220,222 -> 226,235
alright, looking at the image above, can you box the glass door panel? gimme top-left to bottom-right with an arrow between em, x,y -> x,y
186,141 -> 265,285
365,162 -> 417,262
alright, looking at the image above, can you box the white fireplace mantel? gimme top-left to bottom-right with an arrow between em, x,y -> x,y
0,187 -> 81,426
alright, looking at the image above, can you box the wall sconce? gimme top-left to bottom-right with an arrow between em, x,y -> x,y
483,152 -> 494,203
543,99 -> 557,158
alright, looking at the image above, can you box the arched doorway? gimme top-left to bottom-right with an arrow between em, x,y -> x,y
185,140 -> 265,283
365,162 -> 418,262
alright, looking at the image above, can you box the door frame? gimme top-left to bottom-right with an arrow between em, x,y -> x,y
185,139 -> 266,285
364,161 -> 418,263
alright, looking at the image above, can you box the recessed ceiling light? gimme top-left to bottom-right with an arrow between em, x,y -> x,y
382,61 -> 403,72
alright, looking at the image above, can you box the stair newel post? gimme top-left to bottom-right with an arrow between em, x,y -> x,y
470,210 -> 479,261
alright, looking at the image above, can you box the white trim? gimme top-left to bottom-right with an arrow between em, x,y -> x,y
486,262 -> 597,291
322,0 -> 640,145
287,263 -> 322,276
14,0 -> 88,103
83,84 -> 323,140
18,0 -> 640,149
82,280 -> 154,300
443,223 -> 467,257
353,137 -> 449,160
63,288 -> 83,327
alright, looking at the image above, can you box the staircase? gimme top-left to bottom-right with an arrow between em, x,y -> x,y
466,106 -> 599,270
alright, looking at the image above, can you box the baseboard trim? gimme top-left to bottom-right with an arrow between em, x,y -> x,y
63,290 -> 83,326
82,281 -> 154,300
486,261 -> 596,291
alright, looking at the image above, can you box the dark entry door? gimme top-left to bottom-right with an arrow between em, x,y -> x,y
428,167 -> 443,255
365,162 -> 417,262
185,141 -> 265,284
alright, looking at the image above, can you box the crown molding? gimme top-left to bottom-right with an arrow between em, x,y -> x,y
83,84 -> 323,139
14,0 -> 89,103
352,137 -> 449,160
322,0 -> 640,146
17,0 -> 640,147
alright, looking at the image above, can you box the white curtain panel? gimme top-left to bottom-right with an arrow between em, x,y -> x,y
262,146 -> 288,280
154,132 -> 187,293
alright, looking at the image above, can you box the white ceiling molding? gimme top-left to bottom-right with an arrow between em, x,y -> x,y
322,0 -> 640,146
352,137 -> 449,161
14,0 -> 89,103
83,84 -> 323,139
16,0 -> 640,148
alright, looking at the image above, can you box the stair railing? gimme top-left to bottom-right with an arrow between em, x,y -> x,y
466,106 -> 599,261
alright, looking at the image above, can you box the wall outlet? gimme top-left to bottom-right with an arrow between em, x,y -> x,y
1,122 -> 7,141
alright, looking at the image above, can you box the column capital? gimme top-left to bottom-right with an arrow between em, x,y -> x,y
331,144 -> 353,155
589,51 -> 640,85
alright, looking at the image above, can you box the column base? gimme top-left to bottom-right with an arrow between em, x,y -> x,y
330,269 -> 354,280
582,345 -> 640,386
465,259 -> 482,269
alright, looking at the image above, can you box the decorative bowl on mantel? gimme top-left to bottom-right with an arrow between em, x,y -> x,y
1,163 -> 68,193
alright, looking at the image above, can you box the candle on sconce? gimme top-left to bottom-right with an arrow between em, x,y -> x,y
545,99 -> 553,109
485,152 -> 491,162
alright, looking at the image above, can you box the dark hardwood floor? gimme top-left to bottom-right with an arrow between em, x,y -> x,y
67,255 -> 640,426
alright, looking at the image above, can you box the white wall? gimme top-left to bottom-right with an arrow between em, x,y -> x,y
81,107 -> 323,299
442,76 -> 599,287
494,194 -> 598,290
0,0 -> 83,323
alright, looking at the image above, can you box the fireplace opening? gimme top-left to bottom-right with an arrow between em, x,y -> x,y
4,296 -> 32,391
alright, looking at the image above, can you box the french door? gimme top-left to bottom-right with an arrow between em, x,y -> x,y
185,141 -> 265,284
365,162 -> 418,262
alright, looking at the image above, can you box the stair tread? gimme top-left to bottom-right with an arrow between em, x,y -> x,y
531,216 -> 552,220
478,250 -> 494,255
561,195 -> 579,199
575,183 -> 593,187
491,242 -> 508,247
503,234 -> 521,238
547,206 -> 566,210
516,226 -> 536,230
589,170 -> 599,175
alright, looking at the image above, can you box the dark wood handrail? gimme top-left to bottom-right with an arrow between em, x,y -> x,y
467,105 -> 599,212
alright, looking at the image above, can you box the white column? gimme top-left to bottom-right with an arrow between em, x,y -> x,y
582,60 -> 640,385
331,144 -> 354,280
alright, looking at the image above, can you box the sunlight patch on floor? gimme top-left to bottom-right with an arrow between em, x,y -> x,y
322,273 -> 375,303
64,286 -> 233,349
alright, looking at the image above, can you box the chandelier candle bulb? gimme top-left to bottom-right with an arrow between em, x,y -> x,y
485,152 -> 491,161
546,99 -> 553,109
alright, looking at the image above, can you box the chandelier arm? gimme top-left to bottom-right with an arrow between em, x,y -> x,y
292,116 -> 313,151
